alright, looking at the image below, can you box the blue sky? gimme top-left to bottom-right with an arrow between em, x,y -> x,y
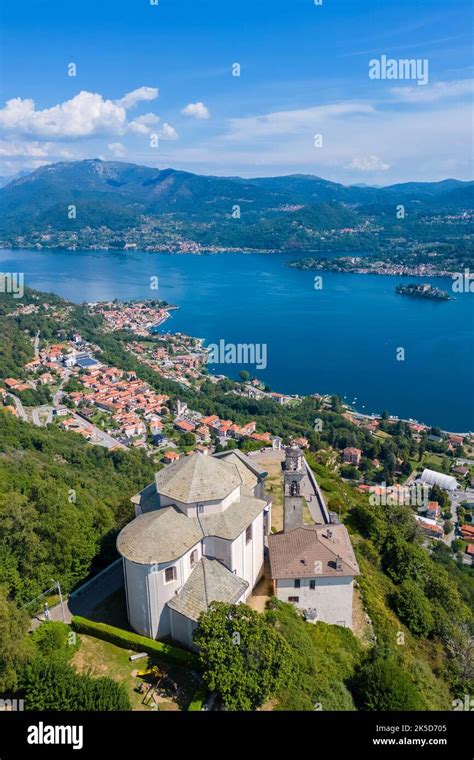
0,0 -> 472,183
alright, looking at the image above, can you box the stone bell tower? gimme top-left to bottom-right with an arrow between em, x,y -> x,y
283,444 -> 304,532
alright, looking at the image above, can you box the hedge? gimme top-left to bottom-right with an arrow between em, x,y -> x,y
71,616 -> 199,670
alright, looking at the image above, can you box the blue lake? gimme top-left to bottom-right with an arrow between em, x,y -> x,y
1,248 -> 473,432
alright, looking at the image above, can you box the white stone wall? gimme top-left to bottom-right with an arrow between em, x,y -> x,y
230,511 -> 265,595
123,558 -> 150,637
158,485 -> 241,516
170,609 -> 197,651
275,575 -> 354,628
123,541 -> 202,640
203,535 -> 232,566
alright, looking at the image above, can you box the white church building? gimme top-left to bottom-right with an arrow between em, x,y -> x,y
117,450 -> 271,650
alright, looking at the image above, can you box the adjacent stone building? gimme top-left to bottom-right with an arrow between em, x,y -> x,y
268,444 -> 359,628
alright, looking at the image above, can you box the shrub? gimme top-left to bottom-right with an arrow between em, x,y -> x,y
352,650 -> 424,710
21,658 -> 130,711
31,621 -> 78,661
71,616 -> 198,669
392,580 -> 434,637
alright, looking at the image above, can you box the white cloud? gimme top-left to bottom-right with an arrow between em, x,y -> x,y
159,123 -> 179,140
129,113 -> 161,135
0,88 -> 161,140
160,98 -> 471,183
0,140 -> 73,159
108,142 -> 126,158
346,155 -> 390,171
181,102 -> 210,120
391,78 -> 474,103
225,102 -> 375,141
115,86 -> 159,109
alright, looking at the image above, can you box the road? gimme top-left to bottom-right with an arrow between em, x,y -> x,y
248,448 -> 329,524
31,405 -> 53,427
9,394 -> 27,421
71,412 -> 125,449
301,460 -> 330,524
30,561 -> 124,630
34,331 -> 40,359
53,368 -> 71,408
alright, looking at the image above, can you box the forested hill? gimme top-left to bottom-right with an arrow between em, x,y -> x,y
0,159 -> 472,250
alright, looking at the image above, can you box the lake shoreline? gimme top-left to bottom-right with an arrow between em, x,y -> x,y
1,247 -> 472,432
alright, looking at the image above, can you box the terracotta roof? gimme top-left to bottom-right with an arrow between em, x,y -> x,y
268,524 -> 360,579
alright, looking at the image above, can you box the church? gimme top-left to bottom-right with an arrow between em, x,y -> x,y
268,444 -> 360,628
117,450 -> 271,649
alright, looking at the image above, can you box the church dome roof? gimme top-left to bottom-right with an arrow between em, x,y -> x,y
155,451 -> 242,504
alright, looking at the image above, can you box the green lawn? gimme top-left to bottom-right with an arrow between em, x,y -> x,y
71,634 -> 199,711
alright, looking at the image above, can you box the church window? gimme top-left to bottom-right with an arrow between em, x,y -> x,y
190,550 -> 198,567
165,566 -> 176,583
246,524 -> 253,544
294,579 -> 300,588
310,580 -> 316,590
288,596 -> 299,603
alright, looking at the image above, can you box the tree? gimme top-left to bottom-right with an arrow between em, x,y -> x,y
440,622 -> 474,693
392,580 -> 434,637
21,659 -> 130,711
352,650 -> 424,710
0,590 -> 34,692
238,370 -> 250,382
429,484 -> 449,509
444,520 -> 453,535
193,602 -> 296,710
382,536 -> 429,584
31,621 -> 78,661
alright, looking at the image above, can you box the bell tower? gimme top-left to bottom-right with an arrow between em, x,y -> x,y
284,444 -> 304,532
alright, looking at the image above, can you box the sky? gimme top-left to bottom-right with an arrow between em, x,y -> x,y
0,0 -> 472,184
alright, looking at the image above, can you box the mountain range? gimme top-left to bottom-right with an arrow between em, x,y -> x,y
0,159 -> 472,248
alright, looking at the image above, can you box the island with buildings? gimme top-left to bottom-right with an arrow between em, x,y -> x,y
395,283 -> 452,301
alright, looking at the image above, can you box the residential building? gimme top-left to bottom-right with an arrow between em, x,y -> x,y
342,447 -> 362,465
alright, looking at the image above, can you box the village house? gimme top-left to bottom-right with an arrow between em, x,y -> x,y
293,437 -> 309,449
342,447 -> 362,466
426,501 -> 441,520
117,451 -> 271,649
415,515 -> 444,539
163,451 -> 180,465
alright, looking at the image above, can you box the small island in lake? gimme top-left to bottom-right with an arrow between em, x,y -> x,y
395,283 -> 452,301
